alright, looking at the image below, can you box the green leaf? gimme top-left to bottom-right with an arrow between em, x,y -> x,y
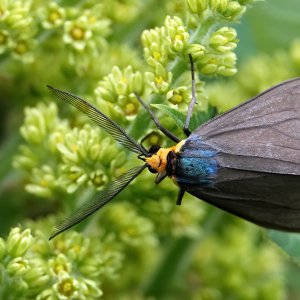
151,104 -> 217,132
268,230 -> 300,262
151,104 -> 186,130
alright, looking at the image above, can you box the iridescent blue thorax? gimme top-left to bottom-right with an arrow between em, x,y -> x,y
170,135 -> 218,186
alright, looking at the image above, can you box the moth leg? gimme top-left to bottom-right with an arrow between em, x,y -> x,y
183,54 -> 197,137
139,132 -> 164,154
139,132 -> 154,152
176,188 -> 185,205
134,92 -> 180,143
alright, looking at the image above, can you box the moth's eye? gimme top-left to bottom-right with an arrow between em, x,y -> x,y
148,145 -> 161,154
166,151 -> 177,175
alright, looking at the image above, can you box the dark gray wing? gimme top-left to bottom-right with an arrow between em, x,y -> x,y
194,78 -> 300,175
185,168 -> 300,231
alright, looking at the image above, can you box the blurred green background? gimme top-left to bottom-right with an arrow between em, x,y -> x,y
1,0 -> 300,299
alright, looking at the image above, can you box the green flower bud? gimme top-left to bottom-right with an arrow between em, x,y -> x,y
36,289 -> 55,300
209,27 -> 237,53
80,278 -> 103,298
187,0 -> 208,14
7,228 -> 33,257
7,257 -> 29,276
57,137 -> 79,163
25,165 -> 56,198
218,65 -> 237,76
95,66 -> 144,117
209,0 -> 228,13
188,44 -> 206,60
200,62 -> 218,74
13,145 -> 36,170
217,52 -> 237,76
223,1 -> 247,20
79,257 -> 103,278
24,262 -> 49,288
142,27 -> 168,66
2,1 -> 33,27
20,103 -> 59,144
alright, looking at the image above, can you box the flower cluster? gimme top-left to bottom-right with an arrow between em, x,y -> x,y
0,1 -> 111,69
207,41 -> 300,111
0,228 -> 49,299
0,226 -> 121,299
187,0 -> 248,20
95,66 -> 144,118
14,102 -> 127,197
58,124 -> 126,193
189,220 -> 284,299
133,0 -> 247,112
62,5 -> 111,52
13,102 -> 68,197
0,0 -> 35,62
142,16 -> 187,94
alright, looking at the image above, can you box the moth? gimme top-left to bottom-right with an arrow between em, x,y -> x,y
48,55 -> 300,239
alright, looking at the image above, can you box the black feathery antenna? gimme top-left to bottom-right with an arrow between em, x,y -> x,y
47,85 -> 148,156
49,164 -> 147,240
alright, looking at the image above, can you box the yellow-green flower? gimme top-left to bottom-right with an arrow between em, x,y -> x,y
63,16 -> 93,51
10,38 -> 36,63
63,5 -> 110,54
145,62 -> 173,93
167,86 -> 190,108
41,2 -> 65,29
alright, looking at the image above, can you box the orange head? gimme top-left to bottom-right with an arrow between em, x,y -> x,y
145,140 -> 185,179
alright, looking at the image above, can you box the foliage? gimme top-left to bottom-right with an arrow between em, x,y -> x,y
1,0 -> 300,299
